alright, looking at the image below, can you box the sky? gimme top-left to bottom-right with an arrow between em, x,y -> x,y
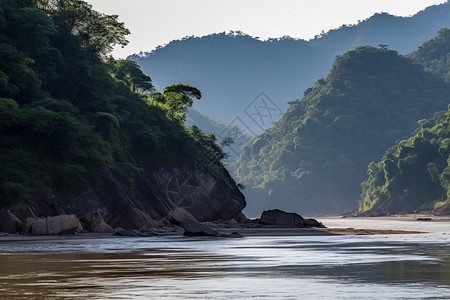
86,0 -> 447,59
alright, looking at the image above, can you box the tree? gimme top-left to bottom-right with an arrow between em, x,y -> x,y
152,84 -> 201,122
35,0 -> 130,58
111,60 -> 153,94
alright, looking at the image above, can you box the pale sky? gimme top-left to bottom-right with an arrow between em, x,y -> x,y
86,0 -> 447,59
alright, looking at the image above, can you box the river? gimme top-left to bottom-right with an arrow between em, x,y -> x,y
0,218 -> 449,299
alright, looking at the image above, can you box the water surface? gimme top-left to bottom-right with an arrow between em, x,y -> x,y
0,219 -> 449,299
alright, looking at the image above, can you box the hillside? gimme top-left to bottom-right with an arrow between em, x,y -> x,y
360,28 -> 450,216
359,109 -> 450,216
0,0 -> 245,231
409,28 -> 450,82
130,1 -> 450,128
235,46 -> 450,216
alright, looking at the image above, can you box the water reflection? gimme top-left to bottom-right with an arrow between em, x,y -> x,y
0,220 -> 449,299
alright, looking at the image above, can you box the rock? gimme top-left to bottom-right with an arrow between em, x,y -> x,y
159,217 -> 173,227
0,210 -> 22,234
83,212 -> 114,233
0,163 -> 247,233
166,207 -> 198,225
31,214 -> 82,235
304,218 -> 326,228
235,212 -> 249,223
220,232 -> 244,238
107,205 -> 161,230
259,209 -> 306,227
21,217 -> 36,235
180,219 -> 219,236
113,228 -> 139,237
223,218 -> 238,225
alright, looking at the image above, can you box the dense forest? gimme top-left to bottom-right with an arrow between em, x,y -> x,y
131,1 -> 450,127
0,0 -> 231,207
360,28 -> 450,215
409,28 -> 450,82
235,44 -> 450,216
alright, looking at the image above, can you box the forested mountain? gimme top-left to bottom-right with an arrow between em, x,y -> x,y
235,46 -> 450,216
360,28 -> 450,216
0,0 -> 245,228
130,1 -> 450,129
409,28 -> 450,82
359,109 -> 450,216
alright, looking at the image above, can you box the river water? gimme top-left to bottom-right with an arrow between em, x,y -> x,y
0,219 -> 449,299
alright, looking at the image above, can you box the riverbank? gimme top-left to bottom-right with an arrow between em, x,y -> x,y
0,226 -> 423,242
320,214 -> 450,221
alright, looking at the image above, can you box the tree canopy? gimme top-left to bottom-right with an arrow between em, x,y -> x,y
0,0 -> 225,207
152,84 -> 201,123
235,46 -> 450,216
408,28 -> 450,82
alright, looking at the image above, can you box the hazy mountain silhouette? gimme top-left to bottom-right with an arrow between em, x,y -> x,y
130,1 -> 450,133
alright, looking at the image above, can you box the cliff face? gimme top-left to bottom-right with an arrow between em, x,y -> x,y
1,165 -> 246,232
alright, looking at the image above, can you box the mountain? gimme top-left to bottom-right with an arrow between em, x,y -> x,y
360,28 -> 450,216
359,109 -> 450,216
408,28 -> 450,82
0,0 -> 245,232
234,46 -> 450,216
130,1 -> 450,130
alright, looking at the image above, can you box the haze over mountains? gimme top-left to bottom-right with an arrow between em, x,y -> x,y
235,41 -> 450,216
131,1 -> 450,134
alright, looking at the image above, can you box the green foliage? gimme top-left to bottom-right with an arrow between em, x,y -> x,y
110,60 -> 153,94
188,125 -> 228,162
151,84 -> 201,123
0,0 -> 220,206
409,28 -> 450,82
235,45 -> 450,215
39,0 -> 130,58
360,108 -> 450,214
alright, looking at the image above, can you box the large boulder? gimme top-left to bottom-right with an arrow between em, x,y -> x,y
83,212 -> 114,233
31,214 -> 82,235
0,210 -> 22,234
107,205 -> 160,230
259,209 -> 306,227
179,219 -> 219,236
258,209 -> 325,228
166,207 -> 198,225
304,218 -> 325,228
21,217 -> 36,235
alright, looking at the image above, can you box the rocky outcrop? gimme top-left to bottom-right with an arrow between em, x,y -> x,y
166,207 -> 198,225
0,165 -> 246,233
31,215 -> 82,235
0,210 -> 22,234
179,219 -> 220,237
304,218 -> 325,228
259,209 -> 325,228
82,212 -> 114,233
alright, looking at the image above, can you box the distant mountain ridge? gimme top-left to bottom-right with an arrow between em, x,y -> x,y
130,1 -> 450,130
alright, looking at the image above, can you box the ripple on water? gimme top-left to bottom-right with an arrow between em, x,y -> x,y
0,219 -> 449,299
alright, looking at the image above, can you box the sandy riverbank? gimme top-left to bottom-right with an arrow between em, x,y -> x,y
319,214 -> 450,221
0,226 -> 424,242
